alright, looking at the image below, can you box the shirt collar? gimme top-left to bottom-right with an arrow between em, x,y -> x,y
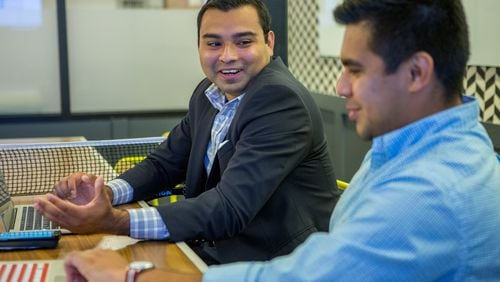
205,83 -> 245,111
371,95 -> 478,168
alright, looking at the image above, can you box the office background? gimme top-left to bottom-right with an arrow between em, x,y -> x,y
287,0 -> 500,179
290,0 -> 500,124
0,0 -> 498,181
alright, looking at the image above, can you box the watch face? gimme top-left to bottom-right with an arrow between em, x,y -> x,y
129,261 -> 155,271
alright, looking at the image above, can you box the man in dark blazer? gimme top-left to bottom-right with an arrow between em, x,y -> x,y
35,0 -> 340,264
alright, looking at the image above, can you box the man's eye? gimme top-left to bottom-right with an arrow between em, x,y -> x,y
237,40 -> 252,46
206,41 -> 221,47
347,68 -> 361,75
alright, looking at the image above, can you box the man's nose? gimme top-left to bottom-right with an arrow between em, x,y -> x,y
220,44 -> 238,63
336,72 -> 351,97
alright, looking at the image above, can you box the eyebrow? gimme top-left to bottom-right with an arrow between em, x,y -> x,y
341,58 -> 363,68
201,31 -> 258,40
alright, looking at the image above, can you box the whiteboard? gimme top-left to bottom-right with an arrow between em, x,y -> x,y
318,0 -> 500,67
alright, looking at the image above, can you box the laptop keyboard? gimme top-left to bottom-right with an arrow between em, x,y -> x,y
19,206 -> 59,231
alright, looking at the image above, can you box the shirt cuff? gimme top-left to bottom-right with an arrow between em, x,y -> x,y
128,207 -> 170,240
107,178 -> 133,205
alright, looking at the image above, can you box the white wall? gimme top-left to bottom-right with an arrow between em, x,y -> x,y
463,0 -> 500,66
66,5 -> 203,112
318,0 -> 500,67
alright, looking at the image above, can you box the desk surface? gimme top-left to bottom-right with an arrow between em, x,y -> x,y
0,234 -> 200,274
0,198 -> 203,275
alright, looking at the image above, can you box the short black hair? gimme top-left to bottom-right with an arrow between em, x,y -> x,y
197,0 -> 272,43
334,0 -> 470,100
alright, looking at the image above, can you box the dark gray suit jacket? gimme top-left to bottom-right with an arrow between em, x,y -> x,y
119,57 -> 341,263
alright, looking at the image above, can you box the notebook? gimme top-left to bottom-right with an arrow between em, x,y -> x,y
0,172 -> 69,234
0,260 -> 66,282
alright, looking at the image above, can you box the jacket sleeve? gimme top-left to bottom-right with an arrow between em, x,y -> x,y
117,79 -> 212,201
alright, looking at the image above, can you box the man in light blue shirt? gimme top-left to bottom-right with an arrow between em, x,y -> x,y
63,0 -> 500,281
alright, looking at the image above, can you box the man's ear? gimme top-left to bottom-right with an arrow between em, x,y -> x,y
266,30 -> 275,56
407,51 -> 434,93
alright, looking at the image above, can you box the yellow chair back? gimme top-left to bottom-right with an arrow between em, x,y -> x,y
336,180 -> 349,190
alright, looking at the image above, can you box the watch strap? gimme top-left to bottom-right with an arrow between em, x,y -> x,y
126,261 -> 154,282
126,268 -> 139,282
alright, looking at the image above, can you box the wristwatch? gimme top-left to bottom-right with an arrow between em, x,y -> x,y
126,261 -> 155,282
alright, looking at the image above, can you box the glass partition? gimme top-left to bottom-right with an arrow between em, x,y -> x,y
0,0 -> 61,115
66,0 -> 205,113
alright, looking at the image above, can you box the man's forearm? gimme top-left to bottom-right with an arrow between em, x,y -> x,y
108,208 -> 131,235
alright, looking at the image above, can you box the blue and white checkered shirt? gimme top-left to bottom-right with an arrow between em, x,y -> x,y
107,83 -> 244,240
204,83 -> 245,174
107,178 -> 168,239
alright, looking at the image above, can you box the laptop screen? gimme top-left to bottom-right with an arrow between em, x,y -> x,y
0,170 -> 14,232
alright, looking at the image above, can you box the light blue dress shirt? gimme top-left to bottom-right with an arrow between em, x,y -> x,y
107,83 -> 244,240
203,96 -> 500,281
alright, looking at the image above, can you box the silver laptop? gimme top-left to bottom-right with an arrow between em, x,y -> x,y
0,172 -> 68,234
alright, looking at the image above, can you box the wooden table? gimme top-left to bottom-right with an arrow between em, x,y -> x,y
0,234 -> 200,274
0,198 -> 204,275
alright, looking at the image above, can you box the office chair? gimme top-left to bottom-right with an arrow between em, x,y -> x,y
112,131 -> 183,205
336,179 -> 349,190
